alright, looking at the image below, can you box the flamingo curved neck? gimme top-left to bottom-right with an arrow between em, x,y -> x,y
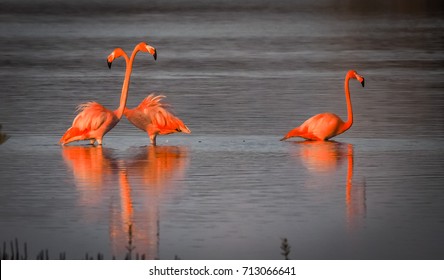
341,73 -> 353,134
115,44 -> 143,119
114,52 -> 130,119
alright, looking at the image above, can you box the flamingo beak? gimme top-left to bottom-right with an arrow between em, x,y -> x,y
146,45 -> 157,60
356,74 -> 365,87
107,52 -> 115,69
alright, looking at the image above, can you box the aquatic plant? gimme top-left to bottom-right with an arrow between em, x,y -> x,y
1,239 -> 27,260
0,225 -> 147,260
280,238 -> 291,260
124,224 -> 146,260
1,226 -> 291,260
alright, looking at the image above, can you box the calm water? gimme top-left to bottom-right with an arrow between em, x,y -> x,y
1,0 -> 444,259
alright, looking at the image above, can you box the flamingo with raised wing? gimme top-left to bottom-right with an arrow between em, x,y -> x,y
107,49 -> 190,146
281,70 -> 365,141
59,42 -> 157,145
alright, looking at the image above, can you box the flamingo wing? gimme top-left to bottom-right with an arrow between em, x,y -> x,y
72,102 -> 110,131
139,94 -> 190,134
301,113 -> 343,140
60,102 -> 112,144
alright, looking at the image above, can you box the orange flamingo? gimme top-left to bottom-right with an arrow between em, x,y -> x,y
107,49 -> 190,146
59,42 -> 157,145
281,70 -> 365,141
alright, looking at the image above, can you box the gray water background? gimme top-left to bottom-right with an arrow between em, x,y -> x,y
0,0 -> 443,259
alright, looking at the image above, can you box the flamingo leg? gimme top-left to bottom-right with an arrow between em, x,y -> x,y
149,133 -> 157,146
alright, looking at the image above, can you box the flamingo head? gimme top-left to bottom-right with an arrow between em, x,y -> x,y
146,44 -> 157,60
107,48 -> 126,69
350,70 -> 365,87
137,42 -> 157,60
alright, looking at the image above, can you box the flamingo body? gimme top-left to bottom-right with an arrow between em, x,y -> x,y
60,102 -> 118,145
124,94 -> 191,145
284,112 -> 345,141
281,70 -> 364,141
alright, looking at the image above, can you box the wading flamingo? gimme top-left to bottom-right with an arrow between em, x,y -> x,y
107,49 -> 190,146
59,42 -> 157,145
281,70 -> 365,141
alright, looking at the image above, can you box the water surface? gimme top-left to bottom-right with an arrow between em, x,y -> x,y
1,0 -> 443,259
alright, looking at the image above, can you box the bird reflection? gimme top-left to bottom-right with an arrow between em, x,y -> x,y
126,146 -> 189,189
61,145 -> 189,259
61,145 -> 117,206
110,146 -> 189,259
293,141 -> 366,231
298,141 -> 347,173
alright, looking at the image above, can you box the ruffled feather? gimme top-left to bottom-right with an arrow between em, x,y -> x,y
72,102 -> 109,131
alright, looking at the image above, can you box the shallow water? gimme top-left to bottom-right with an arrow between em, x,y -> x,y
1,0 -> 444,259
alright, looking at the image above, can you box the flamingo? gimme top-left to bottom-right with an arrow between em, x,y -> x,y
281,70 -> 365,141
107,49 -> 190,146
59,42 -> 157,145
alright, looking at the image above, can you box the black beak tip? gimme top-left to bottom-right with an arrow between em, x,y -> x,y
361,80 -> 365,87
107,61 -> 112,69
154,52 -> 157,61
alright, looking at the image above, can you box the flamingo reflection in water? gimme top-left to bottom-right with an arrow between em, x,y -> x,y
110,146 -> 189,259
62,146 -> 117,209
62,145 -> 189,259
294,141 -> 366,230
